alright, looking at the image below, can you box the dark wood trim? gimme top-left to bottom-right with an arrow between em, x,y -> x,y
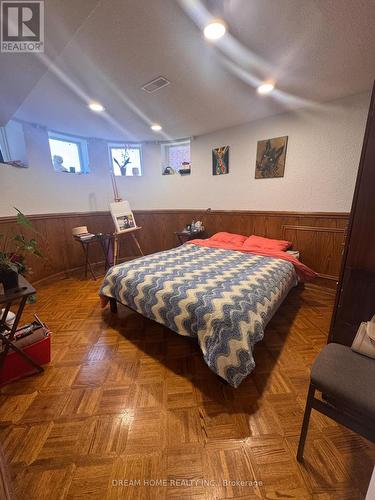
283,225 -> 346,234
316,273 -> 339,281
135,209 -> 350,218
0,209 -> 350,223
0,211 -> 109,223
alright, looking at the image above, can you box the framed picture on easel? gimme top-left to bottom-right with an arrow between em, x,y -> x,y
109,200 -> 144,265
110,201 -> 137,234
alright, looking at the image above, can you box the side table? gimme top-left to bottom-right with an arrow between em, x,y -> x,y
175,230 -> 206,246
74,234 -> 112,280
0,276 -> 43,374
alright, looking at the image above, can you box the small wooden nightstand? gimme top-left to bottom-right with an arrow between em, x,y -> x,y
175,230 -> 205,245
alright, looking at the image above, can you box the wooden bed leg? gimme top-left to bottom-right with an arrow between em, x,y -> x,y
109,298 -> 118,314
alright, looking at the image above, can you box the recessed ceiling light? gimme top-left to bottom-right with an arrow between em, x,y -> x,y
150,123 -> 162,132
257,82 -> 275,95
88,102 -> 105,112
203,19 -> 226,40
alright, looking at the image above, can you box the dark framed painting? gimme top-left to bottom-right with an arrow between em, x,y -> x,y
212,145 -> 229,175
255,136 -> 288,179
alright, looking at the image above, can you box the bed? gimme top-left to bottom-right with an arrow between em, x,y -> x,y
99,233 -> 315,387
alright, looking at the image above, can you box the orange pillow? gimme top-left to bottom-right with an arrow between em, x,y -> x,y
209,232 -> 247,245
243,235 -> 291,251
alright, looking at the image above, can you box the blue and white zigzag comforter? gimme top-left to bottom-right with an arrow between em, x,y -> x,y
100,244 -> 297,387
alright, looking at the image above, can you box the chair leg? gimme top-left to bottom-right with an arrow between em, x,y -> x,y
297,383 -> 315,462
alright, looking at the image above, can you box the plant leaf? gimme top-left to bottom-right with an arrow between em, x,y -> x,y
14,207 -> 33,229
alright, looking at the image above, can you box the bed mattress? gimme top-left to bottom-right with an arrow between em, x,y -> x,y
100,243 -> 298,387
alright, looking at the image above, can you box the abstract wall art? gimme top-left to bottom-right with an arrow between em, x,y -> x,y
212,145 -> 229,175
255,136 -> 288,178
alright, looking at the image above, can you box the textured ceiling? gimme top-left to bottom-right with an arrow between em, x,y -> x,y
1,0 -> 374,140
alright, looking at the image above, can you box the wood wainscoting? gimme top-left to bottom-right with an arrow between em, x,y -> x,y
0,210 -> 349,288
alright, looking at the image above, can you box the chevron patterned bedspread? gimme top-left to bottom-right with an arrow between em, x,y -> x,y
100,244 -> 298,387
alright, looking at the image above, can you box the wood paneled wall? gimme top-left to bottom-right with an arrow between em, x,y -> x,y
0,210 -> 349,288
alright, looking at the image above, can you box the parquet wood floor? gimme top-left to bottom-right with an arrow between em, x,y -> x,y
0,278 -> 374,499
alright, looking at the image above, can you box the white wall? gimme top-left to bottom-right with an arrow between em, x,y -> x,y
0,92 -> 370,216
0,125 -> 115,216
132,92 -> 370,212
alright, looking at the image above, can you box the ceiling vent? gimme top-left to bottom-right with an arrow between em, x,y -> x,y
142,76 -> 170,93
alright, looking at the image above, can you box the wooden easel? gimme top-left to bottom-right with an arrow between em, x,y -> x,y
110,172 -> 144,265
113,226 -> 144,266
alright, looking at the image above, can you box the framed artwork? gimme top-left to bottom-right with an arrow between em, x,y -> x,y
255,136 -> 288,179
109,200 -> 137,234
212,146 -> 229,175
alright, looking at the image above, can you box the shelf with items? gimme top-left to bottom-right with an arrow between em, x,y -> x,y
0,276 -> 50,385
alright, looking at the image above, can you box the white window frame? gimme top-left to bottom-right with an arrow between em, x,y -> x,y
0,128 -> 11,162
0,121 -> 28,167
161,139 -> 191,174
48,131 -> 90,174
108,143 -> 143,177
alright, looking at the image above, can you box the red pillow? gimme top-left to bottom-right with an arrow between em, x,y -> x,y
209,232 -> 247,245
243,235 -> 291,251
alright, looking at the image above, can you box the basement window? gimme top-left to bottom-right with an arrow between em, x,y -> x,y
161,140 -> 191,175
109,144 -> 143,176
0,121 -> 28,167
48,132 -> 90,174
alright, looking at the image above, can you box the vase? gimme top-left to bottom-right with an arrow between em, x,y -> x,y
0,269 -> 19,292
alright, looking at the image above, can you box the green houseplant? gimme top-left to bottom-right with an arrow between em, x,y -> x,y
0,208 -> 43,291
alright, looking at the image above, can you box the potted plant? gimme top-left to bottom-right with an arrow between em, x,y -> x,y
0,208 -> 43,292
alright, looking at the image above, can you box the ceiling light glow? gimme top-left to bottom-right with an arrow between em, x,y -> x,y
150,123 -> 162,132
88,102 -> 105,112
257,82 -> 275,95
203,19 -> 226,40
